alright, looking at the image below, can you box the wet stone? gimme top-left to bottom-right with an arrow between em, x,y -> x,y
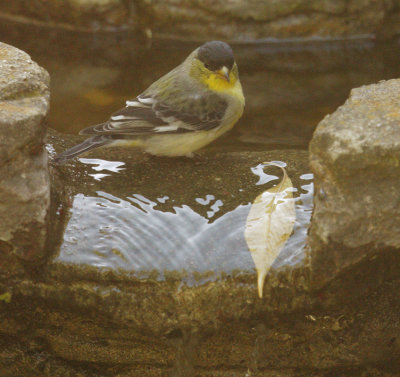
0,129 -> 314,374
6,252 -> 400,375
45,129 -> 313,320
309,78 -> 400,289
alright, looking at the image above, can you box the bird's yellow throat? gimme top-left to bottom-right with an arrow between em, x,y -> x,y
203,71 -> 237,92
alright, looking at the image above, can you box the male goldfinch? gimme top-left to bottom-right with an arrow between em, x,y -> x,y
54,41 -> 244,164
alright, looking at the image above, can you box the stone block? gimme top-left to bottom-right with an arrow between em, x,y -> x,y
309,79 -> 400,288
0,42 -> 50,277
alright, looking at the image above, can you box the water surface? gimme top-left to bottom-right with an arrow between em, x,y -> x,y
2,20 -> 400,151
2,21 -> 400,277
57,157 -> 313,278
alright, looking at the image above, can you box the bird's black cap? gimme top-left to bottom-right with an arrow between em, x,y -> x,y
197,41 -> 234,71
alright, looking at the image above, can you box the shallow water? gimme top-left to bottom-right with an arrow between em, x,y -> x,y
57,157 -> 313,278
2,21 -> 400,277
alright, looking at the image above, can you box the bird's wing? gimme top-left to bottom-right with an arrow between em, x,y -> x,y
80,89 -> 228,136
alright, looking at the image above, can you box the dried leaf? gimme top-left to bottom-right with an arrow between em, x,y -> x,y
245,163 -> 296,298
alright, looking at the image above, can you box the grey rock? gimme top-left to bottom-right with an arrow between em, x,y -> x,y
0,0 -> 128,30
0,42 -> 50,275
309,78 -> 400,289
138,0 -> 399,41
0,0 -> 400,40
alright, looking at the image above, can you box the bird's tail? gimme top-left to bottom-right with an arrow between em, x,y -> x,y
54,136 -> 110,164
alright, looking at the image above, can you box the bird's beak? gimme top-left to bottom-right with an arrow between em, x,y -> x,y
217,66 -> 230,82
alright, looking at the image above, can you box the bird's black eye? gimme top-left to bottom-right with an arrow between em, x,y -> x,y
204,62 -> 210,69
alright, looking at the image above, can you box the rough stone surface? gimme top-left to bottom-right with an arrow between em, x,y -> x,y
0,42 -> 50,277
1,249 -> 399,376
0,0 -> 400,40
309,78 -> 400,289
0,0 -> 128,31
143,0 -> 396,40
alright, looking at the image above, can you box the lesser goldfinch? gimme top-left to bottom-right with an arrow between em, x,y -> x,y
54,41 -> 245,164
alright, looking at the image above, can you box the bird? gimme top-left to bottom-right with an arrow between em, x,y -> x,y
54,41 -> 245,164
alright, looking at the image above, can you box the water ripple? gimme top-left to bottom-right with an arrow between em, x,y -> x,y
57,172 -> 313,278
